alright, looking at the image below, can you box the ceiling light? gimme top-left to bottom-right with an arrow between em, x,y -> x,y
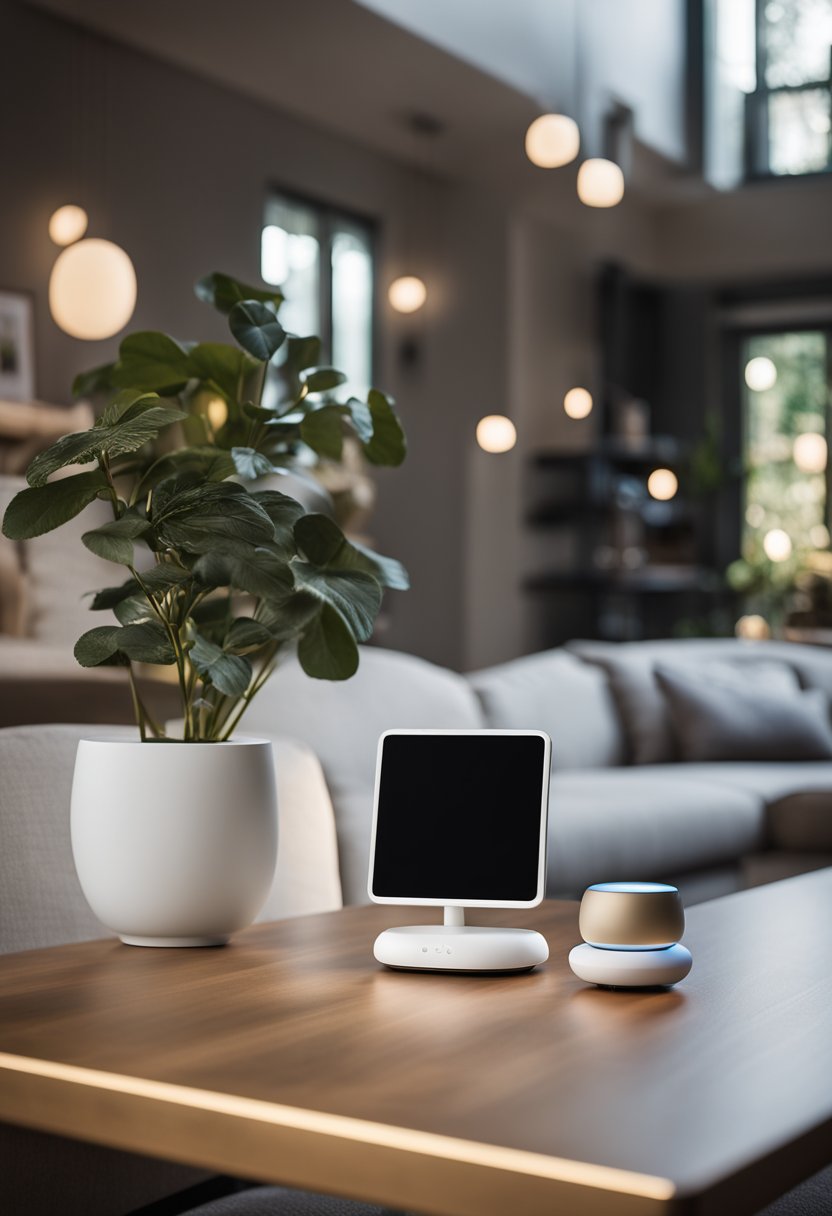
763,528 -> 792,562
388,276 -> 427,314
793,432 -> 827,474
48,204 -> 88,247
647,468 -> 678,501
49,237 -> 137,340
525,114 -> 580,168
476,415 -> 517,453
577,158 -> 625,208
744,356 -> 777,391
563,387 -> 593,419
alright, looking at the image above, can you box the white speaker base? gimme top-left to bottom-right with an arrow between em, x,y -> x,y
374,924 -> 549,973
569,942 -> 692,988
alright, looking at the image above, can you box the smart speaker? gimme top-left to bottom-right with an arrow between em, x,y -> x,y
368,729 -> 551,973
568,882 -> 692,989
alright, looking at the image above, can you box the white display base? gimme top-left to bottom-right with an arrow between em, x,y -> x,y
569,941 -> 692,988
374,909 -> 548,973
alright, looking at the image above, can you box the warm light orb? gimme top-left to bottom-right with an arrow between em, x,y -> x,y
735,614 -> 771,640
525,113 -> 580,168
49,238 -> 137,340
647,468 -> 678,501
744,356 -> 777,392
564,386 -> 593,419
476,414 -> 517,453
206,396 -> 228,430
763,528 -> 792,562
388,276 -> 427,314
48,204 -> 88,246
793,432 -> 827,474
577,158 -> 625,207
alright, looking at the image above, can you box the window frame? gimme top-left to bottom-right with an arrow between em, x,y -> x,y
262,184 -> 379,379
744,0 -> 832,180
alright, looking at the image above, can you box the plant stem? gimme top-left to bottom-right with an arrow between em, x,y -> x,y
218,648 -> 279,742
127,665 -> 147,742
130,564 -> 192,738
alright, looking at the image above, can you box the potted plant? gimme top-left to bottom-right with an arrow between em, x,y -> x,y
2,272 -> 408,946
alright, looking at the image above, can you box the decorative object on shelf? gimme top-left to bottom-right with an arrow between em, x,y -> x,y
569,881 -> 692,989
72,738 -> 277,947
563,386 -> 593,419
49,237 -> 137,340
388,275 -> 427,314
525,113 -> 580,168
2,269 -> 409,946
0,290 -> 35,401
48,204 -> 89,247
476,414 -> 517,453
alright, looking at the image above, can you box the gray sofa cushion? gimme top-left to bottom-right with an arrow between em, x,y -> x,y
547,765 -> 766,895
655,661 -> 832,762
244,648 -> 485,903
468,648 -> 626,770
568,639 -> 832,765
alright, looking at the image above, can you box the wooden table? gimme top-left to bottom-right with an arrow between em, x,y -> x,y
1,872 -> 830,1216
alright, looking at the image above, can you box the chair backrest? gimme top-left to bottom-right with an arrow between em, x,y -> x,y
0,723 -> 342,955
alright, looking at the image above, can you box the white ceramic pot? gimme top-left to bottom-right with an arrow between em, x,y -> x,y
71,738 -> 278,947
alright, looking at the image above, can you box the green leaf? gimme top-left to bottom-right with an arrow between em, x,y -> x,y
25,431 -> 104,486
154,482 -> 275,555
82,514 -> 150,566
284,335 -> 321,373
242,401 -> 278,422
225,618 -> 274,653
188,342 -> 255,401
195,272 -> 283,316
113,595 -> 154,626
228,546 -> 294,599
229,300 -> 286,361
301,367 -> 347,394
74,621 -> 175,667
189,631 -> 252,697
345,397 -> 373,443
73,363 -> 116,398
291,561 -> 381,642
257,591 -> 320,640
250,490 -> 305,551
136,446 -> 235,497
89,580 -> 140,610
2,470 -> 109,540
192,553 -> 232,588
140,565 -> 193,596
231,446 -> 279,481
111,332 -> 192,392
364,390 -> 406,466
297,603 -> 359,680
97,389 -> 163,428
293,513 -> 409,590
300,405 -> 343,460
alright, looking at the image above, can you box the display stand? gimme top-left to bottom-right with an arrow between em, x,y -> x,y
373,906 -> 549,973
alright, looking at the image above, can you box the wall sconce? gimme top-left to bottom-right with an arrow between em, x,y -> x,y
388,276 -> 427,314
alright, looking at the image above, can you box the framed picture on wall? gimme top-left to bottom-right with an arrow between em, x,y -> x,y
0,290 -> 35,401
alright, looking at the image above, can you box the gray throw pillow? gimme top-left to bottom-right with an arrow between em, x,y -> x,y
655,661 -> 832,762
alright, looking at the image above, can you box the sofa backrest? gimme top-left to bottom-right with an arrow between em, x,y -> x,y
244,647 -> 485,903
568,638 -> 832,765
468,648 -> 627,770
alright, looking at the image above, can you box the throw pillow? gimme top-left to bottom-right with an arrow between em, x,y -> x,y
655,661 -> 832,762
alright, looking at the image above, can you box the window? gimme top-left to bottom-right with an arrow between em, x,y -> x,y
742,329 -> 831,564
261,192 -> 375,399
708,0 -> 832,184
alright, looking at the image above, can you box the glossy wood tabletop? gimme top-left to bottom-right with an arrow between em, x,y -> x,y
1,871 -> 831,1216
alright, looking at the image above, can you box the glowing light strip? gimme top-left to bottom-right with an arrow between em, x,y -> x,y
0,1052 -> 673,1200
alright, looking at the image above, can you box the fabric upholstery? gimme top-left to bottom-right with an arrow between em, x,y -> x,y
186,1185 -> 392,1215
568,638 -> 832,765
469,647 -> 626,769
546,765 -> 766,896
767,792 -> 832,852
244,648 -> 484,903
0,724 -> 342,954
655,661 -> 832,762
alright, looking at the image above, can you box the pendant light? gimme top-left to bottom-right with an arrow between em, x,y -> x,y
577,103 -> 632,209
525,113 -> 580,168
49,205 -> 88,246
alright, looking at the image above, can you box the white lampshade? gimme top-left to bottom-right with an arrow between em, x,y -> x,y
525,114 -> 580,168
476,414 -> 517,453
647,468 -> 678,501
744,356 -> 777,391
48,204 -> 88,246
577,158 -> 625,208
793,432 -> 827,474
388,276 -> 427,314
564,387 -> 593,419
49,238 -> 137,340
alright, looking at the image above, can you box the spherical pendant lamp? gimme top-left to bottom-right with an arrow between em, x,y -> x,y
48,204 -> 89,247
388,276 -> 427,314
577,158 -> 625,208
525,114 -> 580,168
49,237 -> 137,340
